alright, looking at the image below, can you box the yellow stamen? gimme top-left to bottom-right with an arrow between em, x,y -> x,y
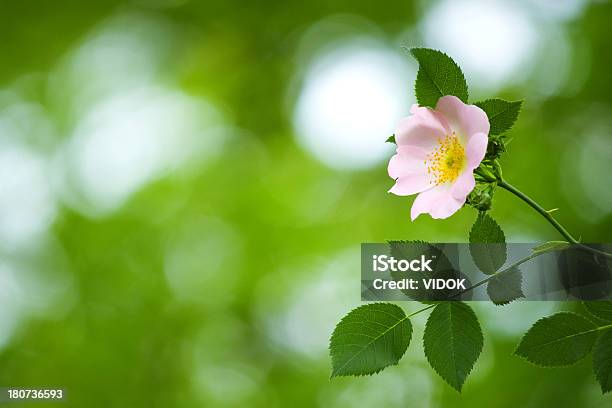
426,132 -> 466,185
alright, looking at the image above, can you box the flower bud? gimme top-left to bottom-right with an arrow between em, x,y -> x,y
485,134 -> 506,161
467,182 -> 496,211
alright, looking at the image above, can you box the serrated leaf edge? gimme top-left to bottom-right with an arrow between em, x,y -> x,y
409,47 -> 469,106
583,301 -> 612,324
593,328 -> 612,394
486,268 -> 524,306
329,303 -> 411,378
513,312 -> 600,368
469,212 -> 507,275
475,98 -> 523,120
423,303 -> 483,392
474,98 -> 523,135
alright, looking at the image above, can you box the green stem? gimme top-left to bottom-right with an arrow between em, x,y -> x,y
407,304 -> 435,318
402,171 -> 612,320
452,251 -> 538,298
403,252 -> 537,320
498,178 -> 612,260
498,179 -> 577,244
404,238 -> 612,319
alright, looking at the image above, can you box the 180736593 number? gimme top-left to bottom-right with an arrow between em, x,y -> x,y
3,388 -> 65,401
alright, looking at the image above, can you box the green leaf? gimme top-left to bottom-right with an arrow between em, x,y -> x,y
423,302 -> 483,391
593,329 -> 612,393
410,48 -> 468,108
514,312 -> 599,367
532,241 -> 570,255
386,134 -> 396,144
584,302 -> 612,323
487,266 -> 524,305
474,99 -> 523,135
469,212 -> 507,274
330,303 -> 412,377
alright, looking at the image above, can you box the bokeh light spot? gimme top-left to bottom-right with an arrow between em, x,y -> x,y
422,0 -> 537,91
293,40 -> 414,170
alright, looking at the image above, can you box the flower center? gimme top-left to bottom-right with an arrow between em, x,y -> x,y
426,132 -> 466,185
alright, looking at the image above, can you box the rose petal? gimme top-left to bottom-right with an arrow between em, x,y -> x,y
435,95 -> 490,141
430,194 -> 464,219
410,184 -> 464,221
465,132 -> 488,169
395,105 -> 451,151
411,185 -> 446,221
387,146 -> 429,179
389,173 -> 434,196
388,145 -> 435,195
451,170 -> 476,200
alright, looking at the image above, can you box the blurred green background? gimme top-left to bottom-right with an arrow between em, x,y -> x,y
1,0 -> 612,406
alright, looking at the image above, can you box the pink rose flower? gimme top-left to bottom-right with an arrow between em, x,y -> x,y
388,95 -> 490,220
